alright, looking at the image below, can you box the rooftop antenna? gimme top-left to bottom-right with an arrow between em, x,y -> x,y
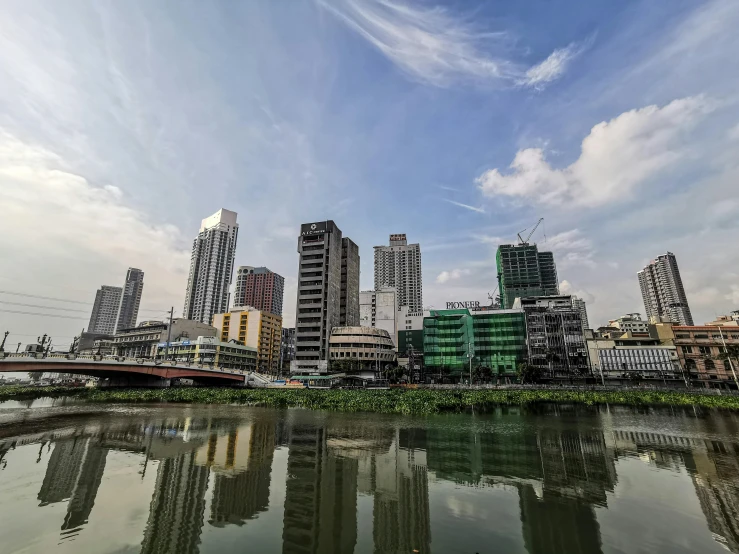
517,217 -> 544,246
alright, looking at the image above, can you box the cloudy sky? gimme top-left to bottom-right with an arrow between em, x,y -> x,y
1,0 -> 738,348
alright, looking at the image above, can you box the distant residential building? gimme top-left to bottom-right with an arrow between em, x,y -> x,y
183,209 -> 239,325
608,313 -> 650,335
280,327 -> 296,371
112,319 -> 217,358
705,312 -> 739,327
423,307 -> 527,382
638,252 -> 694,325
155,336 -> 257,372
328,326 -> 395,377
116,267 -> 144,331
496,244 -> 558,309
571,296 -> 589,330
212,307 -> 282,373
88,285 -> 122,334
374,234 -> 423,314
587,336 -> 680,383
359,287 -> 397,343
515,295 -> 589,380
293,221 -> 359,374
233,266 -> 285,316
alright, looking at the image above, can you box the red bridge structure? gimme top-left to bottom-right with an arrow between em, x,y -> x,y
0,353 -> 263,387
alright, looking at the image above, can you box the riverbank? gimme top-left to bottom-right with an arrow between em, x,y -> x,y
2,386 -> 739,414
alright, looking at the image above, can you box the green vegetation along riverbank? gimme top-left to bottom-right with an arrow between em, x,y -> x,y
2,386 -> 739,415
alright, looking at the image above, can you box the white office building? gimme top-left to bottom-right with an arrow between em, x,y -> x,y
608,313 -> 650,334
571,296 -> 589,330
359,287 -> 397,344
374,234 -> 423,314
88,285 -> 122,334
183,209 -> 239,325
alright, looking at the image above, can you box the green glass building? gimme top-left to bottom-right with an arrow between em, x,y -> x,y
496,244 -> 558,309
423,308 -> 527,380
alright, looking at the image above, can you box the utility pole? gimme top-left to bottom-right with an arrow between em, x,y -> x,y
16,343 -> 21,354
0,331 -> 8,353
718,326 -> 739,390
164,307 -> 174,362
468,340 -> 474,386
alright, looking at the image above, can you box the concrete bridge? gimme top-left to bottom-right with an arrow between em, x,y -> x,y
0,353 -> 274,387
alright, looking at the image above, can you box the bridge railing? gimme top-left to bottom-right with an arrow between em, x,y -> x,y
0,352 -> 248,376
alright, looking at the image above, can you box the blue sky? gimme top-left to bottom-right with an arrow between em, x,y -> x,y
1,0 -> 738,346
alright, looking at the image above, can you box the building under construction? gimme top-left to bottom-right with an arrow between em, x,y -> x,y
496,218 -> 559,310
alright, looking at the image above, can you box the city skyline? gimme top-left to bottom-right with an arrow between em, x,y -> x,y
1,0 -> 738,346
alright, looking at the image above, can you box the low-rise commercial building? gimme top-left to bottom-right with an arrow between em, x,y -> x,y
212,307 -> 282,374
423,308 -> 527,382
328,326 -> 395,376
587,336 -> 681,383
669,325 -> 739,389
155,336 -> 257,372
112,319 -> 217,358
515,296 -> 589,381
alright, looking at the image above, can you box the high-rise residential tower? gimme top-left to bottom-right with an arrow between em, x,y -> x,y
87,285 -> 122,334
638,251 -> 693,325
373,234 -> 423,314
496,244 -> 559,309
233,266 -> 285,316
292,221 -> 359,374
116,268 -> 144,331
183,209 -> 239,325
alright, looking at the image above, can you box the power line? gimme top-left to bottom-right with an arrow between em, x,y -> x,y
0,289 -> 174,313
0,309 -> 88,321
0,290 -> 91,305
0,300 -> 89,313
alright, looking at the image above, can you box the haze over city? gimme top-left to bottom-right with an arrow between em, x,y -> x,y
1,0 -> 738,346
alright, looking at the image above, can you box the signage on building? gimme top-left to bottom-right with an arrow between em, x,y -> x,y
300,222 -> 328,236
446,301 -> 481,309
181,340 -> 191,346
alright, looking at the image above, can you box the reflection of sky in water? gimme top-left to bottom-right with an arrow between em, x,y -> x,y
0,401 -> 737,554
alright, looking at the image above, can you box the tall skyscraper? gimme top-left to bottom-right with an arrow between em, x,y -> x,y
183,209 -> 239,325
638,252 -> 693,325
374,234 -> 423,313
116,267 -> 144,331
496,244 -> 559,309
233,266 -> 285,316
87,285 -> 122,334
292,221 -> 359,374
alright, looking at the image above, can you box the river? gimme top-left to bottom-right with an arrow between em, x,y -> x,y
0,398 -> 737,554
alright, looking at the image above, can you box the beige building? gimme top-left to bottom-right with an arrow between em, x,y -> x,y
328,326 -> 395,376
213,307 -> 282,374
705,312 -> 739,327
112,319 -> 217,358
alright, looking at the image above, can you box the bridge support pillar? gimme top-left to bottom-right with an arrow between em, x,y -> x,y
99,375 -> 172,388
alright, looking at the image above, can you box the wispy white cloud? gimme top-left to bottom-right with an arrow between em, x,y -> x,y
436,268 -> 471,284
436,184 -> 460,192
320,0 -> 581,88
471,234 -> 503,245
477,96 -> 715,207
544,229 -> 596,268
442,199 -> 485,213
519,43 -> 581,88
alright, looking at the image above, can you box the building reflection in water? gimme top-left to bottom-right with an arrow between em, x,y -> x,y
5,405 -> 737,554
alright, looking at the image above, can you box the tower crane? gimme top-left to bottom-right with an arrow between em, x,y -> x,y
517,217 -> 544,246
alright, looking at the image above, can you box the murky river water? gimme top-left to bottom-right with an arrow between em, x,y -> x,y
0,398 -> 737,553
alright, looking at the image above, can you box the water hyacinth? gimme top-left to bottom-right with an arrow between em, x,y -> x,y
2,386 -> 739,415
